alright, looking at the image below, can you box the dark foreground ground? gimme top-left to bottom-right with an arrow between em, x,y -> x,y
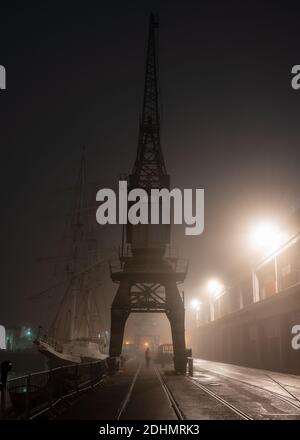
35,358 -> 300,420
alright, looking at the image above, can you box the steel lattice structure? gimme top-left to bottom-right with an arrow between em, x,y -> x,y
109,13 -> 188,374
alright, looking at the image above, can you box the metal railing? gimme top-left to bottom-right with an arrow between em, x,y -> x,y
0,359 -> 108,420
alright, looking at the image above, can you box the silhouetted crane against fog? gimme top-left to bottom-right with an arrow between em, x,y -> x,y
109,13 -> 188,374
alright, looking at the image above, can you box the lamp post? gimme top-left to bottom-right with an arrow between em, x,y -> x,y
207,279 -> 224,321
249,222 -> 285,253
249,221 -> 287,300
190,299 -> 202,326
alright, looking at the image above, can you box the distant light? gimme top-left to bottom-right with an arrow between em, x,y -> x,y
250,222 -> 286,252
125,341 -> 130,345
190,299 -> 201,311
144,342 -> 149,347
26,328 -> 32,337
207,279 -> 224,297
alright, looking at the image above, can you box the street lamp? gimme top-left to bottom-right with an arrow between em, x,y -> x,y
190,298 -> 201,311
25,328 -> 32,339
190,298 -> 202,326
249,221 -> 288,301
206,279 -> 224,322
207,279 -> 224,297
249,221 -> 286,253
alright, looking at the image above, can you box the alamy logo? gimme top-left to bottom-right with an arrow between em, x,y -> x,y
0,65 -> 6,90
95,181 -> 204,236
0,325 -> 6,350
291,325 -> 300,350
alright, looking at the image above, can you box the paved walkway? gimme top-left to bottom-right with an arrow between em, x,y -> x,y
193,358 -> 300,400
55,360 -> 176,420
118,362 -> 176,420
52,358 -> 300,420
55,360 -> 137,419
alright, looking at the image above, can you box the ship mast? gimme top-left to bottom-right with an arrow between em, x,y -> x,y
49,148 -> 97,342
68,147 -> 87,340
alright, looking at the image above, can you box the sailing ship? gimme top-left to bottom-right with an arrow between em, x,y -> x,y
35,149 -> 109,367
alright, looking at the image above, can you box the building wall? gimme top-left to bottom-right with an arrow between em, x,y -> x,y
193,284 -> 300,374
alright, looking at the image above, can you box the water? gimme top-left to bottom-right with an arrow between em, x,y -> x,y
0,347 -> 48,379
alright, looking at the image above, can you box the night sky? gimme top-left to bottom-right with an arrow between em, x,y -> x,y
1,1 -> 300,330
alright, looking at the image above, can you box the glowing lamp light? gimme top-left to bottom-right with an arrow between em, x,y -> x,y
207,279 -> 224,297
250,222 -> 286,252
144,342 -> 149,347
190,299 -> 201,311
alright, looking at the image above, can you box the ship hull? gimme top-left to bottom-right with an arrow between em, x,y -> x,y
35,339 -> 108,368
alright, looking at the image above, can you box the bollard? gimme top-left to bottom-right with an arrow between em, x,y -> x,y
0,383 -> 5,419
188,357 -> 193,377
0,360 -> 12,418
107,356 -> 120,374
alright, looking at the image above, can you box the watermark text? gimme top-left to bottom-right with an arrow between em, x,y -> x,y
96,181 -> 204,236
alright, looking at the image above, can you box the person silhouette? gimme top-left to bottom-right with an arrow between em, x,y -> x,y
145,347 -> 151,367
